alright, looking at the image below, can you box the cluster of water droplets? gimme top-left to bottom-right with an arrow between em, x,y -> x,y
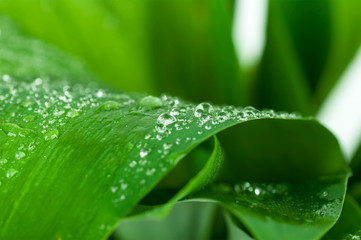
344,232 -> 361,240
1,74 -> 305,207
0,74 -> 137,185
210,179 -> 343,223
106,92 -> 304,202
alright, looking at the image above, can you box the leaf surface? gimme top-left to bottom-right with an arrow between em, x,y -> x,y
323,196 -> 361,240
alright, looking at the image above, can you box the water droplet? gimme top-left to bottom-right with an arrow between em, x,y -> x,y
67,110 -> 79,118
155,113 -> 176,133
15,151 -> 26,160
96,101 -> 122,111
0,158 -> 8,165
163,143 -> 173,150
96,90 -> 104,98
138,96 -> 163,110
111,186 -> 118,193
216,111 -> 230,123
6,168 -> 18,178
155,124 -> 166,134
194,102 -> 213,123
205,125 -> 212,130
129,161 -> 137,168
139,148 -> 151,158
21,100 -> 34,108
2,74 -> 11,81
254,188 -> 261,195
157,113 -> 176,126
146,168 -> 156,176
194,103 -> 213,117
1,123 -> 35,137
53,109 -> 65,116
121,183 -> 128,190
44,129 -> 59,141
23,115 -> 36,123
119,195 -> 126,201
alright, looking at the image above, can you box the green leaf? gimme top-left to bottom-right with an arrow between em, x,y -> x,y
190,119 -> 350,240
0,16 -> 95,82
255,0 -> 361,112
0,13 -> 350,240
323,196 -> 361,240
114,201 -> 218,240
316,0 -> 361,107
0,0 -> 244,105
2,74 -> 347,239
251,1 -> 312,114
271,0 -> 332,96
145,0 -> 244,105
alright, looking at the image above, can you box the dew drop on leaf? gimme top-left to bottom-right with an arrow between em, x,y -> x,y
138,96 -> 163,110
216,111 -> 230,122
96,100 -> 122,112
66,110 -> 79,118
15,151 -> 26,160
0,158 -> 8,165
194,102 -> 213,117
53,109 -> 65,116
6,168 -> 18,179
44,129 -> 59,141
139,148 -> 151,158
146,168 -> 156,176
129,161 -> 137,168
121,183 -> 128,190
157,113 -> 176,126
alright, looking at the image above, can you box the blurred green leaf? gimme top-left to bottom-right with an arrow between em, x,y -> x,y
114,201 -> 218,240
276,0 -> 332,95
323,196 -> 361,240
316,0 -> 361,107
0,0 -> 243,105
0,16 -> 95,81
146,0 -> 243,105
0,0 -> 154,93
250,0 -> 312,115
254,0 -> 361,113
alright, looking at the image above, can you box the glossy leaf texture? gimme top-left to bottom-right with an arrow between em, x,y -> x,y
323,196 -> 361,240
0,0 -> 244,106
252,0 -> 361,113
191,118 -> 350,240
0,10 -> 351,240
